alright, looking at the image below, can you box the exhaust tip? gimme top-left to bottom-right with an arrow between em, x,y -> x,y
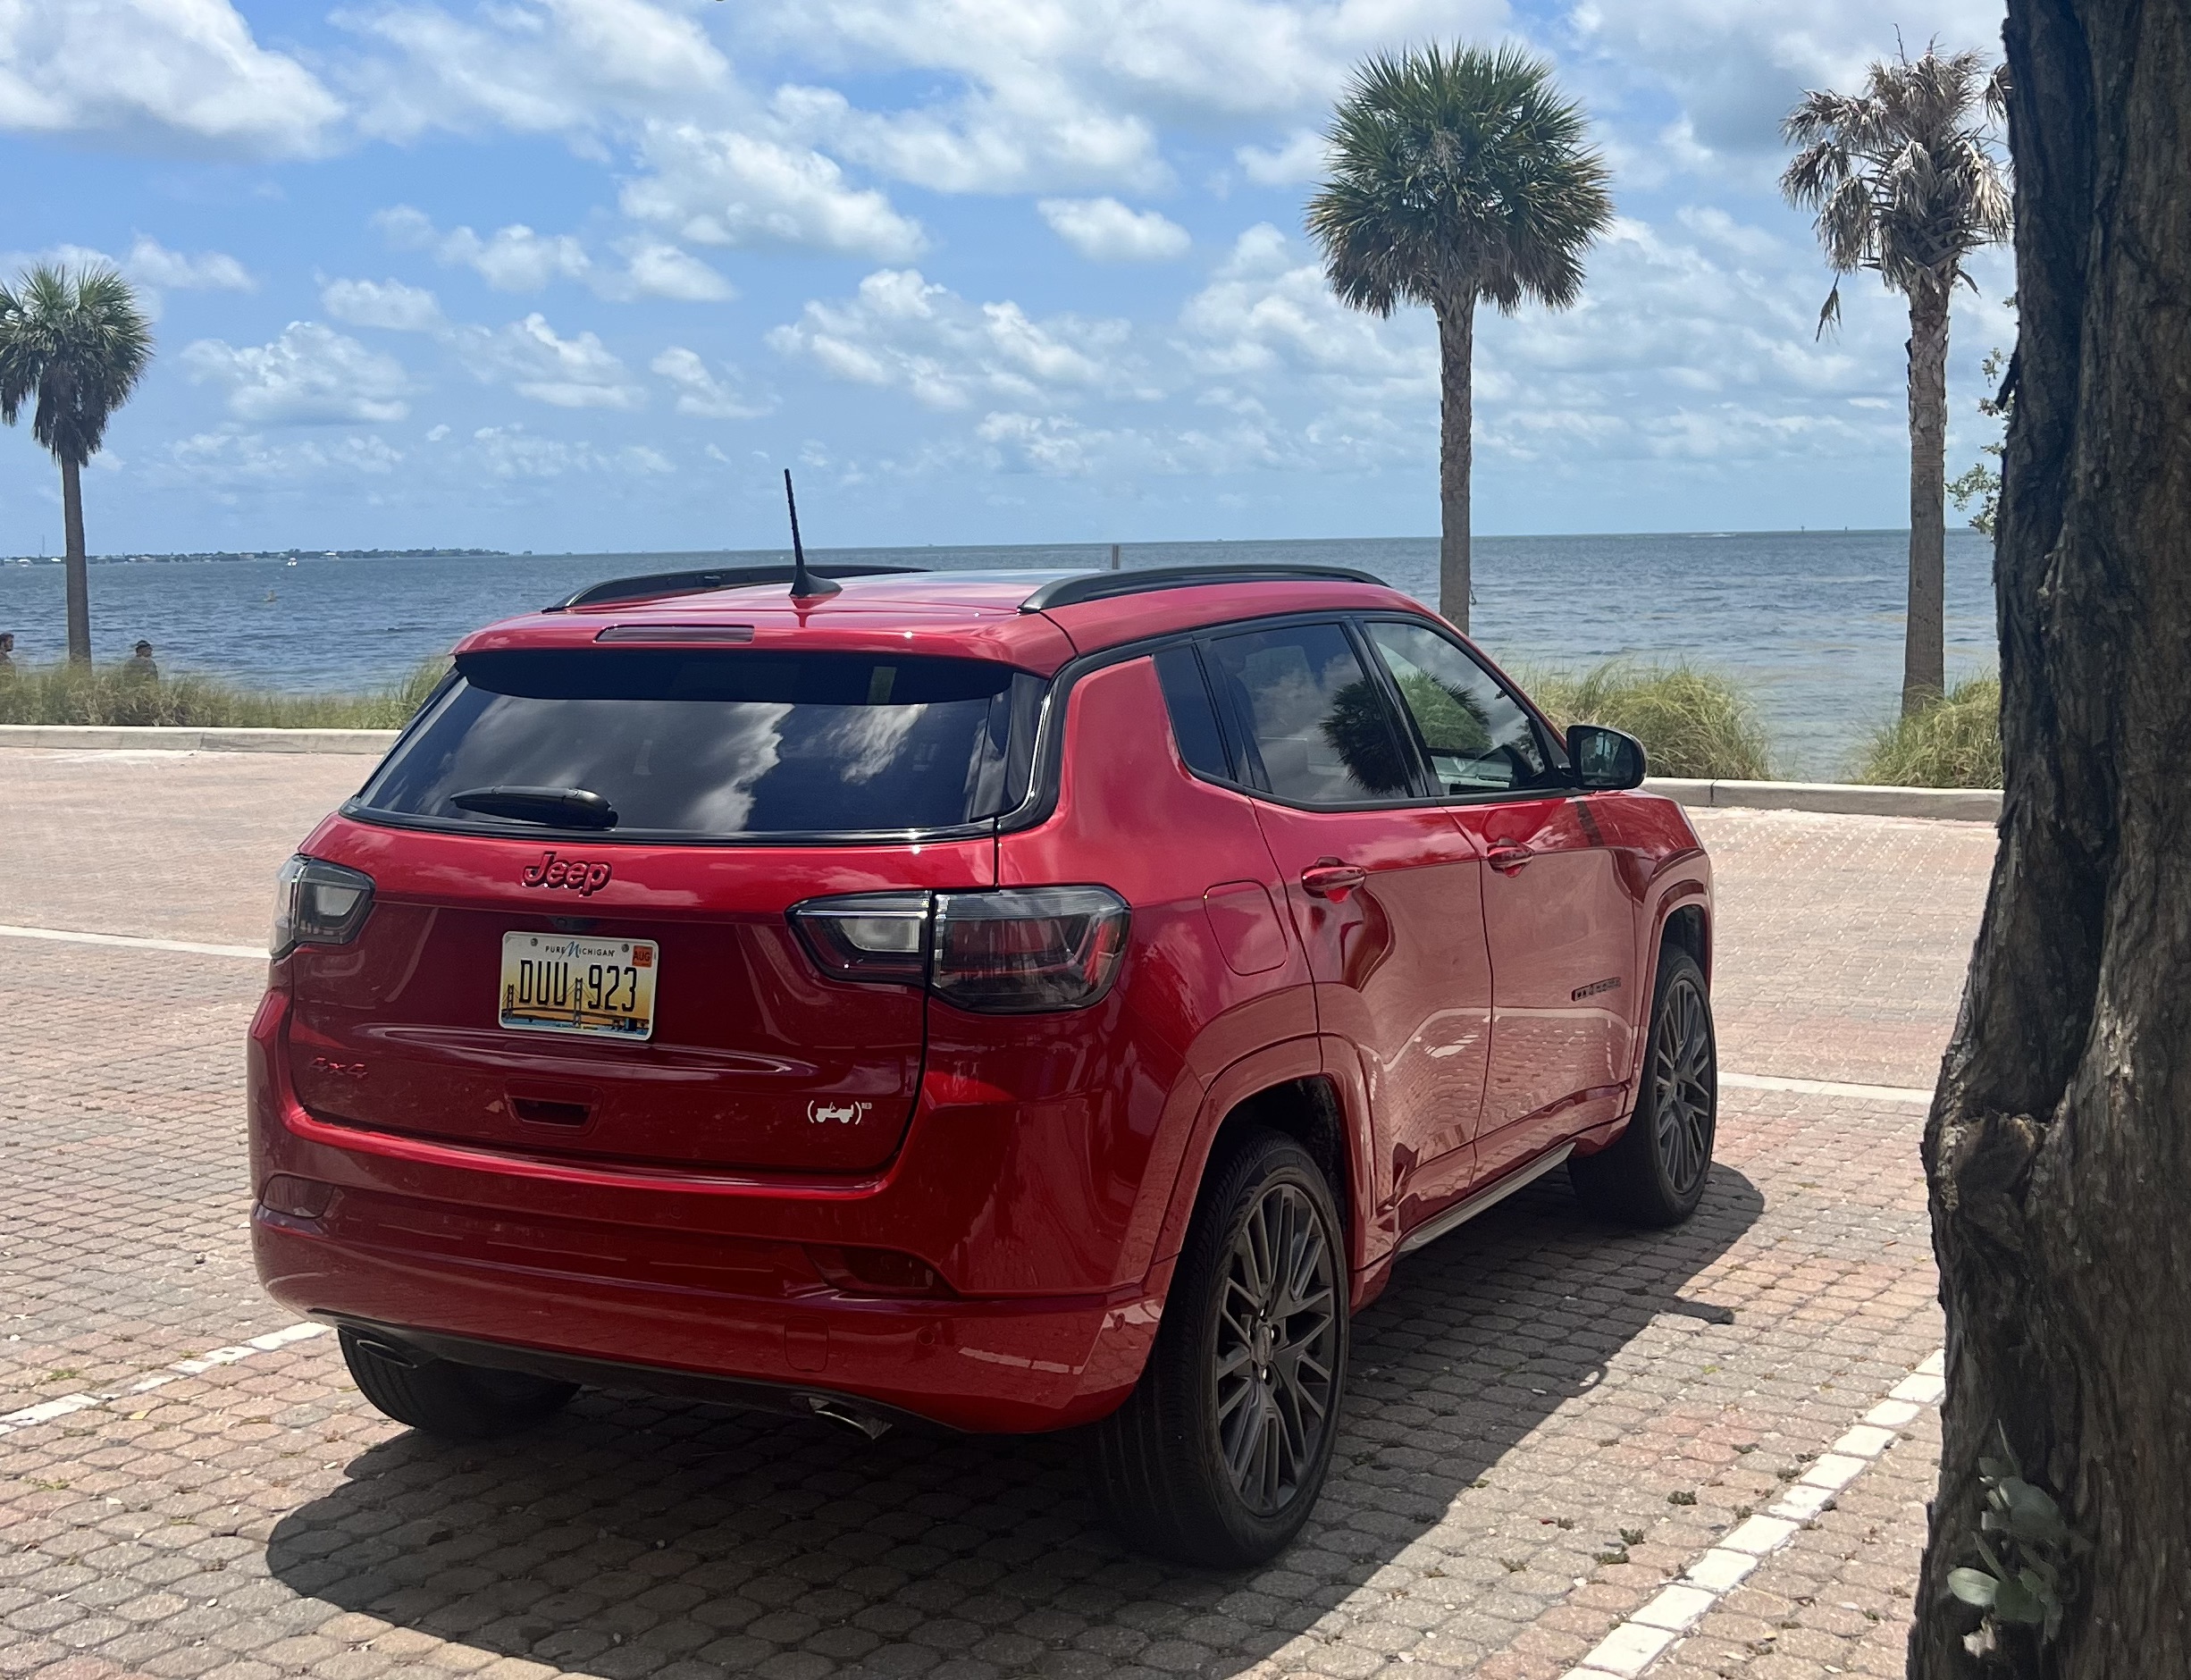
804,1396 -> 892,1441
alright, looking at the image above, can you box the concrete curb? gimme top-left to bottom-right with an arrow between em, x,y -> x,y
1645,776 -> 1999,824
0,724 -> 399,755
0,726 -> 2004,819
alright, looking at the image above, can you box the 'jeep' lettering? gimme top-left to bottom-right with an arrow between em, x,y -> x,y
520,851 -> 613,895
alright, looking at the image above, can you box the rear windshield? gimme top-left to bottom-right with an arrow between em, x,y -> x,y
358,649 -> 1043,839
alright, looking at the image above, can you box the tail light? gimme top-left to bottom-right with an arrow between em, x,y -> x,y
272,854 -> 376,957
790,886 -> 1129,1013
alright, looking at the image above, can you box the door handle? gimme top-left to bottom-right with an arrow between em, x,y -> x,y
1300,860 -> 1368,899
1487,840 -> 1535,873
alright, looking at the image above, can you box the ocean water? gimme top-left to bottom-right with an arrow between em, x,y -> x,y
0,530 -> 1994,777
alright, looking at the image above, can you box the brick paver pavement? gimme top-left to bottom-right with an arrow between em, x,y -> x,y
0,751 -> 1995,1680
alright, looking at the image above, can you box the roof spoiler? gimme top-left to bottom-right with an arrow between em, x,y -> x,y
546,564 -> 928,611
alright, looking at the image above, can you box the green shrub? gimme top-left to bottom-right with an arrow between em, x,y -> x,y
1517,660 -> 1774,781
1854,674 -> 2002,787
0,657 -> 448,729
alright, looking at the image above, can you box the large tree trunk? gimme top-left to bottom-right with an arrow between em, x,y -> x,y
1910,3 -> 2191,1676
1437,295 -> 1474,634
61,455 -> 90,665
1903,286 -> 1952,715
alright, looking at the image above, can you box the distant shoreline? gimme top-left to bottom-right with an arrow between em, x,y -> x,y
5,528 -> 1942,568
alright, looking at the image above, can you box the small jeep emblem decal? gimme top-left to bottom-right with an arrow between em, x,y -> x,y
521,850 -> 612,895
808,1100 -> 872,1125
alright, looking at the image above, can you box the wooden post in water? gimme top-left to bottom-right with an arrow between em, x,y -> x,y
1109,543 -> 1121,571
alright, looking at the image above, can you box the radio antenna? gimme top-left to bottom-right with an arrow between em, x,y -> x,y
784,469 -> 839,601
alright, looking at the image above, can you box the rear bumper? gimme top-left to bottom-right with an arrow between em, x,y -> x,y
248,992 -> 1167,1434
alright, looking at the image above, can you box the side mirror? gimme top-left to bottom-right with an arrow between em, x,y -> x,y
1567,724 -> 1647,791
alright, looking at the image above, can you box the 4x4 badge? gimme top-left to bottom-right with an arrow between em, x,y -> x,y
520,850 -> 612,895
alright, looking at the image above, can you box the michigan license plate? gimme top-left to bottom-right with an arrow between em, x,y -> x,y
499,933 -> 658,1040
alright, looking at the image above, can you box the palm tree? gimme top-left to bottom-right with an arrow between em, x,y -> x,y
1308,44 -> 1612,634
1782,45 -> 2010,717
0,265 -> 155,663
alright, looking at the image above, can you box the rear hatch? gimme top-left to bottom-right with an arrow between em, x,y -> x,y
283,644 -> 1042,1174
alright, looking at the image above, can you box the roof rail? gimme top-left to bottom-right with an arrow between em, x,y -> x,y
548,563 -> 928,611
1019,564 -> 1389,614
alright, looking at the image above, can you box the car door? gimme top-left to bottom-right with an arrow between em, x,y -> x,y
1193,620 -> 1493,1225
1356,618 -> 1641,1187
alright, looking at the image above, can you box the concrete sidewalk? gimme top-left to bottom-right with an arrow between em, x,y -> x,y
0,750 -> 1992,1680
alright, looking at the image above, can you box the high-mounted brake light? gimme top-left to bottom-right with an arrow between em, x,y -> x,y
271,855 -> 376,957
789,886 -> 1129,1013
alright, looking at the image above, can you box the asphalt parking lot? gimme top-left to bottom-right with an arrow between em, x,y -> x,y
0,749 -> 1996,1680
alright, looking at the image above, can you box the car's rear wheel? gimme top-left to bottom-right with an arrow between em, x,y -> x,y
340,1328 -> 577,1439
1088,1129 -> 1348,1566
1570,943 -> 1717,1226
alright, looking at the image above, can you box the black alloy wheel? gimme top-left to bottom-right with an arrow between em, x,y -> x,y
1214,1179 -> 1341,1516
1650,968 -> 1716,1200
1088,1129 -> 1351,1566
1570,944 -> 1717,1227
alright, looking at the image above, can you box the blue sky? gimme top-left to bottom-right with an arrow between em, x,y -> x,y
0,0 -> 2012,556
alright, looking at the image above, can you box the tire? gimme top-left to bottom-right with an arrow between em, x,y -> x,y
340,1328 -> 577,1440
1088,1129 -> 1349,1567
1570,944 -> 1717,1227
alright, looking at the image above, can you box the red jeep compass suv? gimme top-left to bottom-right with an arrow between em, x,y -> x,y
248,562 -> 1716,1566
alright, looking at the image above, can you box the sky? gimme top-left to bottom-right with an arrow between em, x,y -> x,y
0,0 -> 2015,556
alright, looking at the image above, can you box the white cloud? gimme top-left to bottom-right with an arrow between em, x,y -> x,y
768,268 -> 1132,410
1235,129 -> 1326,186
322,277 -> 445,332
376,206 -> 590,291
468,424 -> 675,479
617,241 -> 735,302
0,0 -> 340,155
340,0 -> 731,139
651,348 -> 772,418
623,122 -> 926,260
120,238 -> 254,290
181,323 -> 415,424
456,312 -> 644,408
151,430 -> 406,489
1037,197 -> 1188,263
374,206 -> 736,301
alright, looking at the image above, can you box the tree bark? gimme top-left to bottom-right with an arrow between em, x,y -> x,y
61,455 -> 90,664
1910,2 -> 2191,1676
1904,286 -> 1952,715
1437,295 -> 1474,634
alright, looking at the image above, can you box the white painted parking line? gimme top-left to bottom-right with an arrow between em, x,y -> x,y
0,1323 -> 328,1438
1719,1070 -> 1935,1105
0,922 -> 265,961
1560,1343 -> 1947,1679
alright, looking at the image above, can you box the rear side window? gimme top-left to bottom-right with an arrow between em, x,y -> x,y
1204,623 -> 1415,804
1154,644 -> 1232,780
358,649 -> 1042,838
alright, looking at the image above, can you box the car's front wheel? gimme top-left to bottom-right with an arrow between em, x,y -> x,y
1570,942 -> 1717,1226
340,1328 -> 577,1439
1088,1129 -> 1348,1566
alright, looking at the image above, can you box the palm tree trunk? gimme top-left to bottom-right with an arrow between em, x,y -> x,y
1437,294 -> 1475,634
1903,285 -> 1952,715
60,455 -> 90,664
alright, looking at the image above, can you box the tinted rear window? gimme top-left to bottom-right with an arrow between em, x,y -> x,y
359,650 -> 1042,838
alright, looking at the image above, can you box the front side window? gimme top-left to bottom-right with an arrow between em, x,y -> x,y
358,649 -> 1037,838
1205,623 -> 1414,804
1364,621 -> 1559,794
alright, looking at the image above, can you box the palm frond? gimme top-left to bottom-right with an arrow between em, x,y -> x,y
1780,43 -> 2011,308
0,263 -> 155,466
1308,40 -> 1612,320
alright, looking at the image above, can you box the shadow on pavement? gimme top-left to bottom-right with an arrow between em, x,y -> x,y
269,1166 -> 1765,1678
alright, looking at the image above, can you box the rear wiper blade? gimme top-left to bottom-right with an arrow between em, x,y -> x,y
449,785 -> 619,829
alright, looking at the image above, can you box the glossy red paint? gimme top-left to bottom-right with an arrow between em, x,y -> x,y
248,567 -> 1711,1435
